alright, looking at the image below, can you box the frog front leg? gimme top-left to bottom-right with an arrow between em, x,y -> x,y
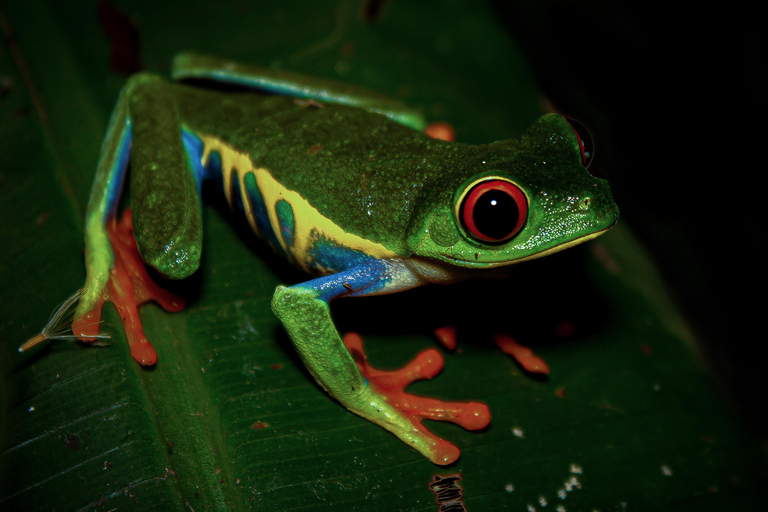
55,73 -> 199,364
271,259 -> 490,465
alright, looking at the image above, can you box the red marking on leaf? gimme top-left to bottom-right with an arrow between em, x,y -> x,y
97,1 -> 142,75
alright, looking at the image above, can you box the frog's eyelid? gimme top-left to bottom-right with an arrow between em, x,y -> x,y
564,117 -> 595,168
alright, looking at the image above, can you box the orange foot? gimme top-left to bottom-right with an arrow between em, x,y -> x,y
494,333 -> 549,375
342,332 -> 490,464
433,326 -> 550,375
73,209 -> 184,365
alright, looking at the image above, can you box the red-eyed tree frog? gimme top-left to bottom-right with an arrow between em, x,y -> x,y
21,53 -> 619,465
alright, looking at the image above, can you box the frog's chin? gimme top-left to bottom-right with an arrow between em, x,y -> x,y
441,227 -> 613,269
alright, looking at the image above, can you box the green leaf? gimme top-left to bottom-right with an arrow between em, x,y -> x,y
1,1 -> 765,511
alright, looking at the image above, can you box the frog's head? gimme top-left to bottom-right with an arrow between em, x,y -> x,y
407,113 -> 619,269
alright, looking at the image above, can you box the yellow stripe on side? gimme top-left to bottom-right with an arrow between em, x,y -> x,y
198,133 -> 398,271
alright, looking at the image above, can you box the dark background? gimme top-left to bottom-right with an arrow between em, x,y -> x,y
494,0 -> 767,440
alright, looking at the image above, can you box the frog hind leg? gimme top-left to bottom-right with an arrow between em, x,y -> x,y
271,259 -> 490,465
170,52 -> 426,131
71,73 -> 198,365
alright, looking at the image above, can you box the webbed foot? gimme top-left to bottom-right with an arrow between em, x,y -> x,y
342,332 -> 490,465
73,209 -> 184,365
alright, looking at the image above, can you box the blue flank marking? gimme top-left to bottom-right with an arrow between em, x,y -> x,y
244,173 -> 283,254
103,120 -> 133,221
181,128 -> 227,197
275,199 -> 295,248
181,128 -> 211,193
180,128 -> 284,256
177,129 -> 390,293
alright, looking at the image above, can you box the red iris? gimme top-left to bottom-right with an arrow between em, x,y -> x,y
459,179 -> 528,244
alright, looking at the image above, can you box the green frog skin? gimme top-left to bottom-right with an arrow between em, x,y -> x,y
21,53 -> 619,465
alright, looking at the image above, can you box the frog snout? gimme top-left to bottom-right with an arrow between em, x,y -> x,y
580,181 -> 620,227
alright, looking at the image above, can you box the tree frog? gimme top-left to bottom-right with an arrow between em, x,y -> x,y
21,53 -> 619,465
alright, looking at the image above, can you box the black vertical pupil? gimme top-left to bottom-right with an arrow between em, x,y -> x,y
473,190 -> 519,240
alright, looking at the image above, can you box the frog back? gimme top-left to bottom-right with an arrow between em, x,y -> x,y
172,84 -> 458,273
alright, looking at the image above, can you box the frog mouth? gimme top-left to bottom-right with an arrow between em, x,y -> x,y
444,226 -> 613,268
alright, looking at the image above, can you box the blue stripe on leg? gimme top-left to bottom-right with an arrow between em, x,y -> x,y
292,259 -> 420,303
102,120 -> 133,222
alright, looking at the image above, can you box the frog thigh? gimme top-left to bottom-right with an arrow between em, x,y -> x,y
126,73 -> 203,280
171,52 -> 426,131
272,259 -> 416,397
272,259 -> 459,460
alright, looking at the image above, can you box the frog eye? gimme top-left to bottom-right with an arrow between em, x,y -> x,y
565,117 -> 594,168
458,178 -> 528,244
